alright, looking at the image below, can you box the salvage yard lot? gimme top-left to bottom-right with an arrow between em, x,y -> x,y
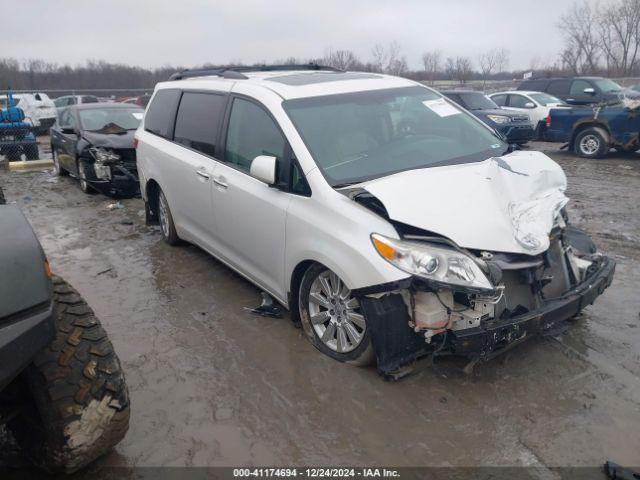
1,143 -> 639,472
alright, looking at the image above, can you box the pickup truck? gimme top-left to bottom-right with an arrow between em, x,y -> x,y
544,101 -> 640,158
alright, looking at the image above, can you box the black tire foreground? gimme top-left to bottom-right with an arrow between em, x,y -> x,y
9,275 -> 130,474
0,187 -> 5,205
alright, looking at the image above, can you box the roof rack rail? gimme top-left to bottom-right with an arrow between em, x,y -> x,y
169,63 -> 342,81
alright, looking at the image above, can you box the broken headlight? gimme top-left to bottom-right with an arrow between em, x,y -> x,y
371,233 -> 493,291
89,147 -> 120,164
89,147 -> 120,180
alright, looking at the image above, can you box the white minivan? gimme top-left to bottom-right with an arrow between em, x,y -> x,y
135,66 -> 614,377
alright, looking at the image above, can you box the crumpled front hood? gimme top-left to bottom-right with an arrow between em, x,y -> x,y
82,130 -> 135,149
360,150 -> 569,255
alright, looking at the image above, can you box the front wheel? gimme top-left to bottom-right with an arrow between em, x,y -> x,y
9,275 -> 130,473
574,128 -> 608,159
77,161 -> 95,194
298,264 -> 374,366
52,148 -> 68,176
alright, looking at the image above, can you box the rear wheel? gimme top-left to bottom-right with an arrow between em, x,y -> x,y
0,186 -> 5,205
158,189 -> 180,245
9,275 -> 130,473
574,128 -> 608,159
298,264 -> 374,366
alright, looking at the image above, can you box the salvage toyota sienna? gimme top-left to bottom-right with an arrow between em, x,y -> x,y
135,65 -> 615,379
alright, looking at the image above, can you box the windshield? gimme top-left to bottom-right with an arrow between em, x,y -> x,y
455,92 -> 499,110
594,78 -> 623,93
529,93 -> 562,105
79,107 -> 143,132
283,86 -> 506,186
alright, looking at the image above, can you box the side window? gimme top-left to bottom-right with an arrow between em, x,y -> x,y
570,80 -> 592,96
145,89 -> 181,139
82,96 -> 98,104
68,97 -> 77,106
224,98 -> 285,173
173,92 -> 226,157
492,94 -> 507,106
548,80 -> 571,95
59,109 -> 75,129
509,94 -> 532,108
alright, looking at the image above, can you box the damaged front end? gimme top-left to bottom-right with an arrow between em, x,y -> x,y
80,147 -> 140,197
356,223 -> 615,379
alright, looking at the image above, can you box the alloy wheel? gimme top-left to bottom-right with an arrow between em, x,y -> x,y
307,270 -> 366,353
158,193 -> 170,238
579,134 -> 600,155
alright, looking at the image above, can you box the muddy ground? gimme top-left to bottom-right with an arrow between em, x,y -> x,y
0,142 -> 639,476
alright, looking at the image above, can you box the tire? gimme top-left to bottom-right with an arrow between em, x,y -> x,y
77,161 -> 95,194
52,148 -> 68,176
158,189 -> 180,245
6,149 -> 21,162
25,144 -> 40,160
8,275 -> 130,473
574,127 -> 608,159
298,263 -> 374,366
0,186 -> 5,205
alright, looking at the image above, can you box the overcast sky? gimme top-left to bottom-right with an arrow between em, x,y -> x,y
5,0 -> 601,71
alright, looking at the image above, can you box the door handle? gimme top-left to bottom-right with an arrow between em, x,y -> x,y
195,169 -> 210,180
566,98 -> 575,102
213,176 -> 228,188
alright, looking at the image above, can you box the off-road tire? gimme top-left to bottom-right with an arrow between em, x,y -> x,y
158,189 -> 181,245
574,127 -> 608,159
25,144 -> 40,161
0,186 -> 5,205
8,275 -> 130,474
298,263 -> 374,367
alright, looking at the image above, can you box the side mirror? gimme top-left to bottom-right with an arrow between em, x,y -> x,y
250,155 -> 277,185
583,87 -> 596,95
524,102 -> 536,108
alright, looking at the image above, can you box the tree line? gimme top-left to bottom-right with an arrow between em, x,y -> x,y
2,0 -> 639,95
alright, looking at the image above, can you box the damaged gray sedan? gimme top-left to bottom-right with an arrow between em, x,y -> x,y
136,68 -> 615,379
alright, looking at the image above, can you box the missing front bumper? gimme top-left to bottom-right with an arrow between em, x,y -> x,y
359,255 -> 615,379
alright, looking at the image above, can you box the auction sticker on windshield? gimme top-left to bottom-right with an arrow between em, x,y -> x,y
132,112 -> 143,119
422,98 -> 460,117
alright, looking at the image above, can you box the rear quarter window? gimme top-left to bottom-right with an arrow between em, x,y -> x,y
173,92 -> 226,157
144,89 -> 181,139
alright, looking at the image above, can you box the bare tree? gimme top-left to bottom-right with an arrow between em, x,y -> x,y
478,50 -> 498,88
421,50 -> 441,85
557,2 -> 601,74
597,0 -> 640,76
323,48 -> 361,70
445,56 -> 473,84
371,41 -> 408,75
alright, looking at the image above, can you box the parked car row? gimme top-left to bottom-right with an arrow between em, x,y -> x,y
438,75 -> 640,158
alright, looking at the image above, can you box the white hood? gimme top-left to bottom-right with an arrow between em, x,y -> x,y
361,150 -> 569,256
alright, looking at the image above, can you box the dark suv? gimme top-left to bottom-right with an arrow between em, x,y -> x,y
441,90 -> 534,145
517,76 -> 639,105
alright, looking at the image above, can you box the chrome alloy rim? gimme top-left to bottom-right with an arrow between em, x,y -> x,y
158,193 -> 170,238
307,270 -> 365,353
579,134 -> 600,155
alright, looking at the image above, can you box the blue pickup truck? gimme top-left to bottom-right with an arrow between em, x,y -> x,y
544,102 -> 640,158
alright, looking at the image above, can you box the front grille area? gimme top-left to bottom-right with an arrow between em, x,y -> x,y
511,115 -> 530,123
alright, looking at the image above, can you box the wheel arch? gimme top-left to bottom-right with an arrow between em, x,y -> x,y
569,121 -> 611,149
